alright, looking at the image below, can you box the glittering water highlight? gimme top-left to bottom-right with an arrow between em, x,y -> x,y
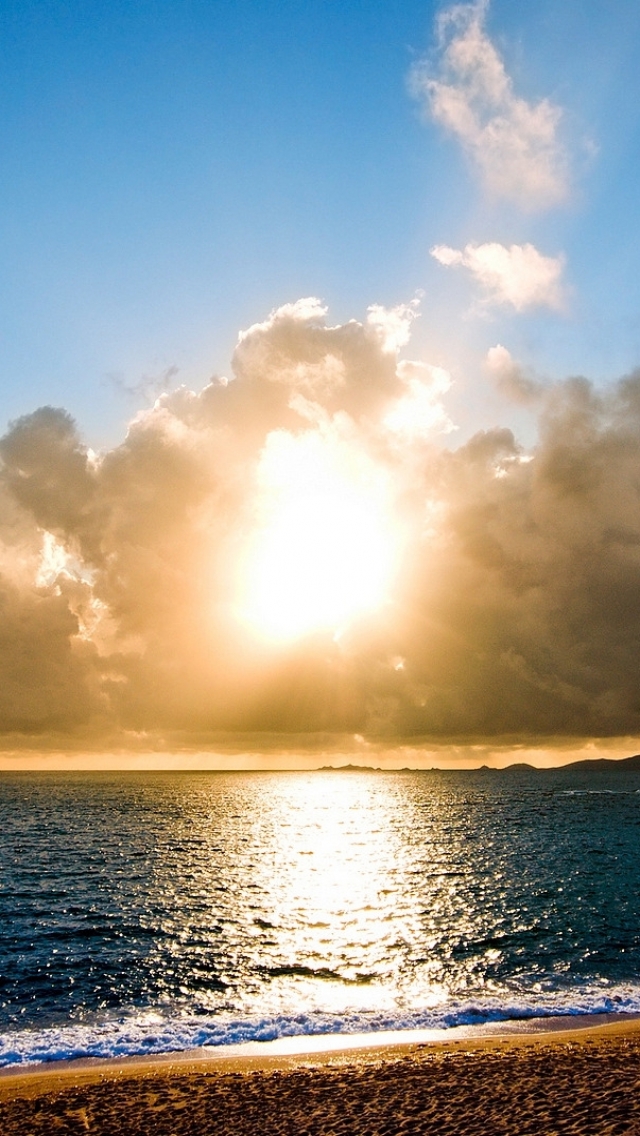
1,768 -> 640,1066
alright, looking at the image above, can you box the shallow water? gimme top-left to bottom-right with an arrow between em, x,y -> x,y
1,767 -> 640,1065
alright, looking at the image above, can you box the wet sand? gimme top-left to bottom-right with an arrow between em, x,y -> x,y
1,1016 -> 640,1134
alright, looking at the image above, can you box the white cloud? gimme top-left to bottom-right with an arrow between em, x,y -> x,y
367,299 -> 420,353
411,1 -> 568,211
431,241 -> 565,311
385,361 -> 455,440
237,297 -> 328,344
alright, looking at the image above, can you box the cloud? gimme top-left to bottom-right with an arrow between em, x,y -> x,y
417,370 -> 640,741
484,344 -> 545,403
431,241 -> 565,311
384,360 -> 455,440
411,1 -> 569,211
366,299 -> 420,353
2,300 -> 640,756
0,300 -> 450,744
107,364 -> 180,405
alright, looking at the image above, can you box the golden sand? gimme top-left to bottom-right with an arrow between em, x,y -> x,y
1,1018 -> 640,1134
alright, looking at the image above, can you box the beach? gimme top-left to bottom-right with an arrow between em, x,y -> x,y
1,1017 -> 640,1135
3,773 -> 640,1133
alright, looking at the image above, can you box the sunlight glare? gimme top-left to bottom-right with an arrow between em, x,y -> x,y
238,430 -> 398,641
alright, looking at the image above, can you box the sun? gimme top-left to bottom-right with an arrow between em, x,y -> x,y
237,428 -> 398,642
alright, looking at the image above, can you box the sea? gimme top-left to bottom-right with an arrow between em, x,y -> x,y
1,764 -> 640,1068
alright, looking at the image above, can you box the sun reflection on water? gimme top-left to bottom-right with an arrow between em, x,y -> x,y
208,772 -> 450,1019
4,769 -> 640,1059
130,771 -> 530,1026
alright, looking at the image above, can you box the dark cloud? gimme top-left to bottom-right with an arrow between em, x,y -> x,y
0,407 -> 97,547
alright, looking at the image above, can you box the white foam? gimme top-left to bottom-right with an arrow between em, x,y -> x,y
3,983 -> 640,1068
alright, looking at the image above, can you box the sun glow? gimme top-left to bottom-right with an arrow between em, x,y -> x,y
238,429 -> 398,642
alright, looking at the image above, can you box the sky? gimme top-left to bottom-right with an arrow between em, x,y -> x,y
2,0 -> 640,768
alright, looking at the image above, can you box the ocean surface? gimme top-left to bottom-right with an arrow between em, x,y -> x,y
1,766 -> 640,1067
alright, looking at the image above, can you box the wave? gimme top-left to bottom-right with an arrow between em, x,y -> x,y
3,984 -> 640,1068
555,789 -> 630,796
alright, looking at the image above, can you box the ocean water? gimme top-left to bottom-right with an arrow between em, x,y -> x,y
1,767 -> 640,1067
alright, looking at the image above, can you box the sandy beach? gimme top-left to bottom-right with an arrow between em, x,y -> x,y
1,1016 -> 640,1134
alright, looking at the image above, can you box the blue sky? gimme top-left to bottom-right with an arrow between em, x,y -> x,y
2,0 -> 640,448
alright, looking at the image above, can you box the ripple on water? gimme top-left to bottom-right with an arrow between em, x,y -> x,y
1,768 -> 640,1063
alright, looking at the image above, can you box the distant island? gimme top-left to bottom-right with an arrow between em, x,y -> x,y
317,755 -> 640,774
318,763 -> 383,772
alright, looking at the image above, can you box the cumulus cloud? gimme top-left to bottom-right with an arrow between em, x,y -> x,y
385,361 -> 455,440
484,344 -> 545,403
411,1 -> 569,211
0,300 -> 450,745
2,299 -> 640,756
431,241 -> 565,311
394,370 -> 640,742
366,299 -> 420,353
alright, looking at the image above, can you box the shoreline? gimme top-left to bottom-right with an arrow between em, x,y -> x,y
3,1014 -> 640,1134
2,1010 -> 640,1089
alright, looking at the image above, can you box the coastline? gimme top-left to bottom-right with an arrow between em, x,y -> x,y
2,1013 -> 640,1133
3,1011 -> 640,1085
